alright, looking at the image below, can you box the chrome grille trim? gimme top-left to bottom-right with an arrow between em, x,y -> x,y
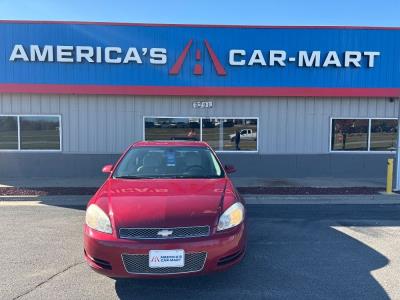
121,252 -> 207,275
119,226 -> 210,240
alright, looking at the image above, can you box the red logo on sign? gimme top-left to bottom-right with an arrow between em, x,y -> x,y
169,39 -> 227,76
151,256 -> 160,262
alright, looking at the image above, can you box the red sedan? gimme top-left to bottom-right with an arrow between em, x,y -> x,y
84,141 -> 246,278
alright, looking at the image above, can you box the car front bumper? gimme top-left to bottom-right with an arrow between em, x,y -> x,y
83,223 -> 246,278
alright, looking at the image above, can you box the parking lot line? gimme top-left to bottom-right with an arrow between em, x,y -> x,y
0,200 -> 44,206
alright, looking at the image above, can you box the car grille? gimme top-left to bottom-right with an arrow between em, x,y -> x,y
119,226 -> 210,240
122,252 -> 207,274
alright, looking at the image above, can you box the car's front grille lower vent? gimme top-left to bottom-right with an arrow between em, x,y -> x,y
217,249 -> 244,266
122,252 -> 207,274
119,226 -> 210,240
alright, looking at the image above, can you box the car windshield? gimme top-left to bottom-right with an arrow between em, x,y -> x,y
113,146 -> 224,179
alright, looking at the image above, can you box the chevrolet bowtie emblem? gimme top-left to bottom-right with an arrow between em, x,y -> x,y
157,229 -> 174,237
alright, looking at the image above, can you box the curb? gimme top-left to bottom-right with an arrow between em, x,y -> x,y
1,194 -> 400,206
243,194 -> 400,205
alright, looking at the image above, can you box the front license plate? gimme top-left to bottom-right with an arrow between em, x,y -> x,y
149,249 -> 185,268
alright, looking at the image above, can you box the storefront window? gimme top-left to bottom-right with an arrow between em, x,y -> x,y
370,119 -> 398,151
144,118 -> 200,141
145,117 -> 258,152
331,119 -> 369,151
331,118 -> 397,152
0,116 -> 18,150
0,115 -> 61,151
20,116 -> 61,150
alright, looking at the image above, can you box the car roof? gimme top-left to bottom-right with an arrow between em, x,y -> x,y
132,140 -> 211,148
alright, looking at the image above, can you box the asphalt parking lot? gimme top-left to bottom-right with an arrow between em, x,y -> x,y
1,200 -> 400,300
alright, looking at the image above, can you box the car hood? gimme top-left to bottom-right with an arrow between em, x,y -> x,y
95,178 -> 228,229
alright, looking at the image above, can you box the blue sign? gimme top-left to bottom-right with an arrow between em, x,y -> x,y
0,21 -> 399,96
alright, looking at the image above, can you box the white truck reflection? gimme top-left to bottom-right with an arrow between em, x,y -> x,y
230,129 -> 257,142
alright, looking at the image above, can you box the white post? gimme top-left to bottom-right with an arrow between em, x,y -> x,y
395,98 -> 400,191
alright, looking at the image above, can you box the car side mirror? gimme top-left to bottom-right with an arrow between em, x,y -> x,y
102,164 -> 113,174
224,164 -> 236,174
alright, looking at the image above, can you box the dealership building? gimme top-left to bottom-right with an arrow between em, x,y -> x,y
0,21 -> 399,178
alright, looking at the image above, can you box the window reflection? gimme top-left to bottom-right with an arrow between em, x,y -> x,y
144,118 -> 200,141
202,118 -> 221,150
144,117 -> 258,152
331,119 -> 369,151
0,116 -> 18,150
201,118 -> 258,151
20,116 -> 60,150
370,119 -> 398,151
223,119 -> 257,151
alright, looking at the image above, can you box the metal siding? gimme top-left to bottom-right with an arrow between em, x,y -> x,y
11,94 -> 22,113
260,99 -> 269,153
278,98 -> 288,152
294,99 -> 305,153
97,96 -> 107,153
322,100 -> 333,152
304,98 -> 315,153
285,99 -> 294,153
267,99 -> 278,153
106,97 -> 116,153
385,99 -> 396,116
59,96 -> 69,151
86,98 -> 94,153
0,94 -> 398,154
77,98 -> 86,152
39,96 -> 52,114
30,95 -> 40,114
367,98 -> 377,116
69,96 -> 79,152
394,99 -> 399,116
314,100 -> 325,153
376,99 -> 387,117
358,98 -> 368,117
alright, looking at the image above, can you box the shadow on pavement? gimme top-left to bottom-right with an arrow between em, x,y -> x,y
114,204 -> 399,299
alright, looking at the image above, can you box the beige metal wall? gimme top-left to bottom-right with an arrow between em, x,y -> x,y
0,93 -> 398,154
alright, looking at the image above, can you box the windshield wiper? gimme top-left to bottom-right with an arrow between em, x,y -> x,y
114,175 -> 222,179
113,175 -> 159,179
169,175 -> 221,179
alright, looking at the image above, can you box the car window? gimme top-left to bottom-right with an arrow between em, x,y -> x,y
113,146 -> 224,179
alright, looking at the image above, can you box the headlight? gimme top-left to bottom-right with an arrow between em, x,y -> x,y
217,202 -> 245,231
85,204 -> 112,234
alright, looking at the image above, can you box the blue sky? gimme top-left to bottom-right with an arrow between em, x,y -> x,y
0,0 -> 399,26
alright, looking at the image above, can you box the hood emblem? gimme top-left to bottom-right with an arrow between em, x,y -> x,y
157,229 -> 174,237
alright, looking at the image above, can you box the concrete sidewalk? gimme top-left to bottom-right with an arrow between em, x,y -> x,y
0,177 -> 107,188
0,176 -> 387,188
